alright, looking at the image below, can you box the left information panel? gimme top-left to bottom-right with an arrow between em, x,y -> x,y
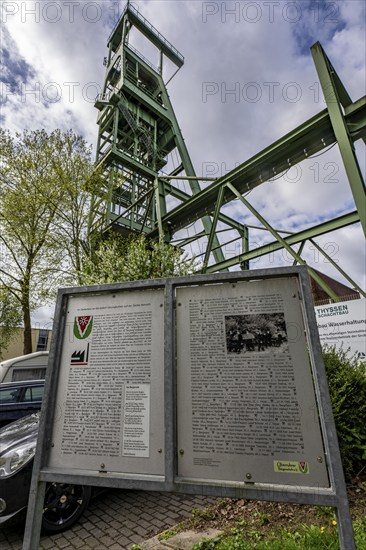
48,288 -> 165,476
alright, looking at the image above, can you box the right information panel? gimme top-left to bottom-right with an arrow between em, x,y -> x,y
176,277 -> 329,487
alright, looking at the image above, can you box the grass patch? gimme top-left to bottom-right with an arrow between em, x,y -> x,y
189,506 -> 218,527
178,485 -> 365,550
158,529 -> 177,540
191,516 -> 366,549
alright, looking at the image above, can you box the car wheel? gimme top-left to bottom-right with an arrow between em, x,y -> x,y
41,483 -> 92,533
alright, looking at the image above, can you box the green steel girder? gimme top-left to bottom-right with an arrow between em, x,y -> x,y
291,235 -> 364,298
225,181 -> 335,295
245,224 -> 293,235
168,164 -> 184,177
293,241 -> 306,266
162,180 -> 248,234
154,177 -> 164,239
240,226 -> 250,270
158,85 -> 226,265
107,212 -> 147,233
157,128 -> 176,151
195,227 -> 296,258
173,226 -> 246,250
176,230 -> 206,247
202,186 -> 226,272
97,110 -> 115,133
206,210 -> 360,273
100,145 -> 157,179
149,98 -> 366,237
211,181 -> 358,300
122,80 -> 173,125
345,98 -> 366,144
140,190 -> 155,233
109,187 -> 153,222
311,42 -> 366,236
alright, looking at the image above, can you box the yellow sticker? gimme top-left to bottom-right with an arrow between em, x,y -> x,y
274,460 -> 309,474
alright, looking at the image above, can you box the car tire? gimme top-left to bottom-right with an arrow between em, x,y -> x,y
41,483 -> 92,534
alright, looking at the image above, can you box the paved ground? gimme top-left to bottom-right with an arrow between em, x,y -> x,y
0,489 -> 217,550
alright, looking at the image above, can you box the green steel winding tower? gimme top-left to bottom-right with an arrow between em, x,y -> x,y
95,3 -> 366,299
94,2 -> 232,265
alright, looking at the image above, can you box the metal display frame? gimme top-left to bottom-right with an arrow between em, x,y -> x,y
24,267 -> 355,549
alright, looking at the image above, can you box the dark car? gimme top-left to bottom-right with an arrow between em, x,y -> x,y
0,380 -> 45,428
0,413 -> 92,533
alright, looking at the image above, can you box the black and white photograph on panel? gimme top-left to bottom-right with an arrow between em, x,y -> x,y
225,313 -> 288,354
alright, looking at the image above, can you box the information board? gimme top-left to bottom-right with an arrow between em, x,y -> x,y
24,268 -> 355,550
315,298 -> 366,361
48,288 -> 165,475
176,277 -> 328,486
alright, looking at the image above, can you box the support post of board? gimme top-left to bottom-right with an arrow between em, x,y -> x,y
23,480 -> 46,550
164,280 -> 176,490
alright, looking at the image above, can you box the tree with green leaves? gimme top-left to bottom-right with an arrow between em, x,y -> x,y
0,128 -> 106,354
47,131 -> 106,286
81,233 -> 198,285
1,129 -> 62,354
0,128 -> 196,354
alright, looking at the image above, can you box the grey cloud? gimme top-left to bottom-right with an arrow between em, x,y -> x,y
0,26 -> 36,95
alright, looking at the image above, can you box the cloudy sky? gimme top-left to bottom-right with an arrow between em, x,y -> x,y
1,0 -> 365,324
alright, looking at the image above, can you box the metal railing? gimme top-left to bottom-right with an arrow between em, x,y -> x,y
108,3 -> 184,64
95,92 -> 111,104
126,44 -> 160,74
314,293 -> 361,306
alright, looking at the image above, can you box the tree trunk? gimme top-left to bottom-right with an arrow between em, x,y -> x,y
21,284 -> 33,355
22,304 -> 32,355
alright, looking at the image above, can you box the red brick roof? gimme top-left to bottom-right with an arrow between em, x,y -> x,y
310,269 -> 360,304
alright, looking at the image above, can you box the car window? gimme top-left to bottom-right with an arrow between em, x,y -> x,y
12,368 -> 47,381
31,385 -> 44,401
0,387 -> 21,404
23,386 -> 44,402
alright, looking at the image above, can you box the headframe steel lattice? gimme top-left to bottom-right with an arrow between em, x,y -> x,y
94,2 -> 366,300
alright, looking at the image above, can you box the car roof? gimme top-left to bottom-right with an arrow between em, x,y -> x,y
0,379 -> 45,388
0,351 -> 49,368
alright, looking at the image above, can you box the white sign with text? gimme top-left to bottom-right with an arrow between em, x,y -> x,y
315,299 -> 366,361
